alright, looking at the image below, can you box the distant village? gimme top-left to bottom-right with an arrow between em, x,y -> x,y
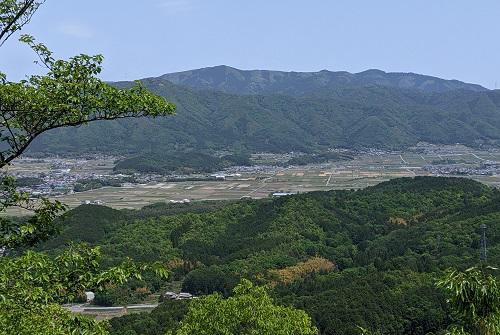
424,161 -> 500,176
10,157 -> 126,199
8,155 -> 297,202
12,157 -> 110,197
8,146 -> 500,204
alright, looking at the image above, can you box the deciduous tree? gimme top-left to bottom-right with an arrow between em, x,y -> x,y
172,279 -> 318,335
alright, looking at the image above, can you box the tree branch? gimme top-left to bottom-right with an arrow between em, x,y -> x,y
0,0 -> 38,46
0,113 -> 150,167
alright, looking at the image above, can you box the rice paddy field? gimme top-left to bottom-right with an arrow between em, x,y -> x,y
6,145 -> 500,213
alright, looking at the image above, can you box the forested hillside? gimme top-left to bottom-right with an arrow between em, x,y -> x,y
29,77 -> 500,154
37,177 -> 500,335
113,152 -> 252,174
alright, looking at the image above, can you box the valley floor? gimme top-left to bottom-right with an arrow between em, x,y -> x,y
7,144 -> 500,213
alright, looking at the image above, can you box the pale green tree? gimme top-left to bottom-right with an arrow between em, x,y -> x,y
172,279 -> 318,335
0,245 -> 168,335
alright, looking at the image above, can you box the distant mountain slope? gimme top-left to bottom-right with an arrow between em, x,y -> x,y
29,78 -> 500,154
160,65 -> 487,95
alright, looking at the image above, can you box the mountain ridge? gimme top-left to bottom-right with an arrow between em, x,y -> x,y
159,65 -> 487,95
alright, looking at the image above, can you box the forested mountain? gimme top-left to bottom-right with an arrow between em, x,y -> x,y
161,65 -> 486,95
29,77 -> 500,154
38,177 -> 500,335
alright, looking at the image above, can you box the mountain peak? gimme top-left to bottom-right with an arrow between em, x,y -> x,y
358,69 -> 387,75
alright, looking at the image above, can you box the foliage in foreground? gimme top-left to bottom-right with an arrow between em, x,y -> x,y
1,30 -> 175,251
0,0 -> 43,46
438,267 -> 500,335
171,279 -> 318,335
0,1 -> 175,334
0,303 -> 108,335
0,245 -> 139,335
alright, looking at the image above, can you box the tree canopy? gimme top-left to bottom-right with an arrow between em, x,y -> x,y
172,279 -> 318,335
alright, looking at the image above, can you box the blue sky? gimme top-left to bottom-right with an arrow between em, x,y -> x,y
1,0 -> 499,88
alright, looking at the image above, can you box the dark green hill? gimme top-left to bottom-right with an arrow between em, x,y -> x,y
161,65 -> 486,95
28,78 -> 500,154
113,151 -> 251,174
39,205 -> 125,251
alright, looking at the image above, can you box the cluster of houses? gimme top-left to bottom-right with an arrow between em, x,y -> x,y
164,291 -> 195,300
424,161 -> 500,176
16,168 -> 78,196
13,158 -> 116,197
168,199 -> 191,204
271,192 -> 296,197
81,200 -> 105,205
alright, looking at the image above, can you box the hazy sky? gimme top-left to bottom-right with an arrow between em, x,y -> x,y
1,0 -> 499,88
